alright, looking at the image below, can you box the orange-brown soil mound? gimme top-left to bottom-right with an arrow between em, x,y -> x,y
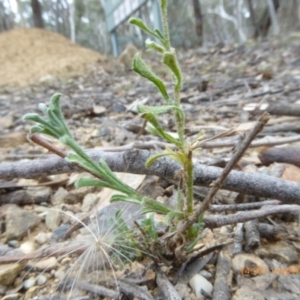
0,28 -> 106,86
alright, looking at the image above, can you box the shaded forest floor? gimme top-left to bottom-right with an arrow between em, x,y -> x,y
1,29 -> 300,299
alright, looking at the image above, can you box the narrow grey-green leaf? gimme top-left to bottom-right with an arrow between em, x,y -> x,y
128,17 -> 159,39
137,105 -> 184,121
145,39 -> 165,53
110,194 -> 142,204
132,53 -> 170,103
163,50 -> 182,92
145,153 -> 178,168
75,177 -> 113,189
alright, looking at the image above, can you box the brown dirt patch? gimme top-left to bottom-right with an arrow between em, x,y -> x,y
0,28 -> 106,86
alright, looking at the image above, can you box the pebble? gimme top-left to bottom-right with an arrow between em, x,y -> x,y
23,277 -> 36,290
0,262 -> 26,286
51,187 -> 69,205
20,241 -> 36,254
51,224 -> 70,242
256,242 -> 298,264
37,274 -> 47,285
112,103 -> 126,112
3,204 -> 40,240
7,240 -> 19,248
33,257 -> 58,271
46,209 -> 61,230
35,232 -> 48,245
189,274 -> 213,298
54,269 -> 65,280
81,193 -> 99,212
232,253 -> 269,276
199,270 -> 213,280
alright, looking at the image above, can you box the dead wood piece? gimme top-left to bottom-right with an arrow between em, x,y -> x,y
204,204 -> 300,229
244,220 -> 260,251
263,121 -> 300,134
259,146 -> 300,168
266,103 -> 300,117
59,278 -> 119,299
0,243 -> 87,264
117,280 -> 154,300
155,264 -> 181,300
1,148 -> 300,204
212,250 -> 231,300
257,222 -> 286,240
209,200 -> 281,212
0,187 -> 51,205
201,135 -> 300,149
233,223 -> 244,255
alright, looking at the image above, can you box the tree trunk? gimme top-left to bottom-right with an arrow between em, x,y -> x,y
192,0 -> 203,46
256,0 -> 280,37
247,0 -> 258,38
16,0 -> 26,28
68,0 -> 76,42
0,1 -> 14,31
31,0 -> 44,28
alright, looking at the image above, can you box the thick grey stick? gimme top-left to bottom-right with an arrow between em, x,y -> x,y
0,149 -> 300,204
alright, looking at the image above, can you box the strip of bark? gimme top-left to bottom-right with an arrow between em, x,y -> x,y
209,200 -> 281,212
204,204 -> 300,228
244,220 -> 260,251
212,250 -> 231,300
232,223 -> 244,255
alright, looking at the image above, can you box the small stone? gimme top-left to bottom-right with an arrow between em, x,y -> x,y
20,241 -> 36,254
112,103 -> 126,112
0,262 -> 26,286
51,224 -> 70,241
189,274 -> 213,298
7,240 -> 19,248
27,187 -> 51,204
175,282 -> 191,298
199,270 -> 212,280
232,253 -> 269,276
2,204 -> 40,240
60,210 -> 75,224
81,193 -> 99,212
54,268 -> 65,280
98,127 -> 111,137
37,274 -> 47,285
51,187 -> 69,206
255,241 -> 298,264
2,115 -> 13,128
45,210 -> 61,230
93,105 -> 106,116
33,257 -> 57,271
35,232 -> 48,245
23,277 -> 36,289
233,286 -> 265,300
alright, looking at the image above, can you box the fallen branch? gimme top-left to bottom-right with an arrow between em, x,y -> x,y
204,204 -> 300,228
0,149 -> 300,204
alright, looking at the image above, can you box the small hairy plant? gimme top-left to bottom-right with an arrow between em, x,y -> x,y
23,0 -> 204,270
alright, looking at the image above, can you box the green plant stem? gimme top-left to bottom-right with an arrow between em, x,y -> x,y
186,151 -> 194,215
174,111 -> 185,149
174,112 -> 271,239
